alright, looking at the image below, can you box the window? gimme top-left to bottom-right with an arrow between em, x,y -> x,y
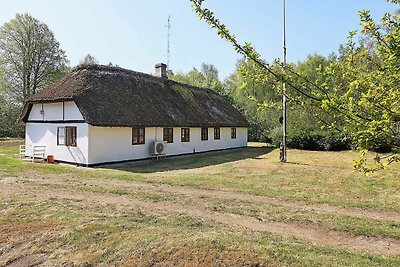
231,128 -> 237,139
132,127 -> 145,145
181,128 -> 190,142
201,128 -> 208,141
57,127 -> 65,145
163,127 -> 173,143
58,126 -> 77,146
66,127 -> 77,146
214,127 -> 220,140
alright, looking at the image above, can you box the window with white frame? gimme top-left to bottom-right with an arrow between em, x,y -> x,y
57,126 -> 77,146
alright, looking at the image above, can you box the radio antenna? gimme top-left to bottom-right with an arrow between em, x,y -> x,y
165,15 -> 171,70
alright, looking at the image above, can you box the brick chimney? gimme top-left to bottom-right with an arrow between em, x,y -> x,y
154,63 -> 167,79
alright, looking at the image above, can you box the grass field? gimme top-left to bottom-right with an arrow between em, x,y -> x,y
0,140 -> 399,266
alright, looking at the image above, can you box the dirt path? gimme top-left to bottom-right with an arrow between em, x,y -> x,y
22,173 -> 400,224
1,180 -> 400,257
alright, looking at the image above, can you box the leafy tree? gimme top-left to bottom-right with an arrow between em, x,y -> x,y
0,14 -> 69,137
323,11 -> 400,171
0,13 -> 69,103
0,67 -> 23,137
80,54 -> 99,65
0,94 -> 24,137
227,55 -> 350,150
169,63 -> 226,94
190,0 -> 399,171
225,58 -> 281,141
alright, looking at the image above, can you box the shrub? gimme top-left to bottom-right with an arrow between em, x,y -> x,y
270,128 -> 353,151
0,97 -> 24,138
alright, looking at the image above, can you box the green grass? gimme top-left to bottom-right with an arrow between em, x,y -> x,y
106,148 -> 400,212
1,141 -> 399,212
28,178 -> 400,240
1,197 -> 398,267
0,138 -> 22,155
199,196 -> 400,239
1,141 -> 400,266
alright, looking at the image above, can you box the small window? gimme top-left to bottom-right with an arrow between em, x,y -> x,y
201,128 -> 208,141
65,126 -> 77,146
163,127 -> 173,143
58,126 -> 77,146
231,128 -> 237,139
214,127 -> 220,140
57,127 -> 65,145
132,127 -> 145,145
181,128 -> 190,142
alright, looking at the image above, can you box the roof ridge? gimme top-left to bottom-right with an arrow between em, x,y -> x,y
72,64 -> 155,79
72,64 -> 221,96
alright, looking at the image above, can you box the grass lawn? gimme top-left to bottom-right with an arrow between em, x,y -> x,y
0,141 -> 399,266
0,138 -> 23,155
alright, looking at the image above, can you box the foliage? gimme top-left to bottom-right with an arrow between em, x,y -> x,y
0,94 -> 23,138
225,59 -> 280,142
190,0 -> 400,172
0,66 -> 23,137
0,13 -> 69,137
80,54 -> 99,65
226,55 -> 352,149
0,13 -> 69,103
270,129 -> 353,151
329,10 -> 400,171
169,63 -> 226,94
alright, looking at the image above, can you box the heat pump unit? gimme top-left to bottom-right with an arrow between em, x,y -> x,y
153,141 -> 167,155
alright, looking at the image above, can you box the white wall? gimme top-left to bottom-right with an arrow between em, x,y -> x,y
28,101 -> 83,121
25,101 -> 88,164
26,101 -> 247,165
64,102 -> 84,120
88,126 -> 247,165
25,122 -> 89,165
88,126 -> 157,164
43,103 -> 63,121
29,103 -> 45,120
161,127 -> 247,155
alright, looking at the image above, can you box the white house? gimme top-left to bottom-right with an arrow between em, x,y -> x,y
19,63 -> 249,166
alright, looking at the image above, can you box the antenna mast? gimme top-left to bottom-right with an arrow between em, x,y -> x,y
165,15 -> 171,70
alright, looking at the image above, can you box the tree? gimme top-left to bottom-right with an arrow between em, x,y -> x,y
190,0 -> 399,171
225,58 -> 281,142
0,66 -> 23,137
226,55 -> 350,150
80,54 -> 98,65
0,94 -> 23,137
169,63 -> 226,94
0,13 -> 68,103
324,11 -> 400,171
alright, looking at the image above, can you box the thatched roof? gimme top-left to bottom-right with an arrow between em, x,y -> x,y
19,64 -> 249,127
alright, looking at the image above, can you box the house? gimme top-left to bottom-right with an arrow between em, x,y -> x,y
18,63 -> 249,166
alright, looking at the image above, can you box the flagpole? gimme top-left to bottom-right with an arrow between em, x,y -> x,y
280,0 -> 287,162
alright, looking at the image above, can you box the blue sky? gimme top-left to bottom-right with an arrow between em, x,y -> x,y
0,0 -> 397,79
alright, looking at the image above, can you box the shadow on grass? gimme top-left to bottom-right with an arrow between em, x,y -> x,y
284,161 -> 313,166
101,146 -> 274,173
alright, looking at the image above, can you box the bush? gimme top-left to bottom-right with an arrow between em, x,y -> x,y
0,97 -> 24,138
248,123 -> 271,143
270,128 -> 353,151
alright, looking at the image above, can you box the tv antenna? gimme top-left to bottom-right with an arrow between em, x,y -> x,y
165,15 -> 171,70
